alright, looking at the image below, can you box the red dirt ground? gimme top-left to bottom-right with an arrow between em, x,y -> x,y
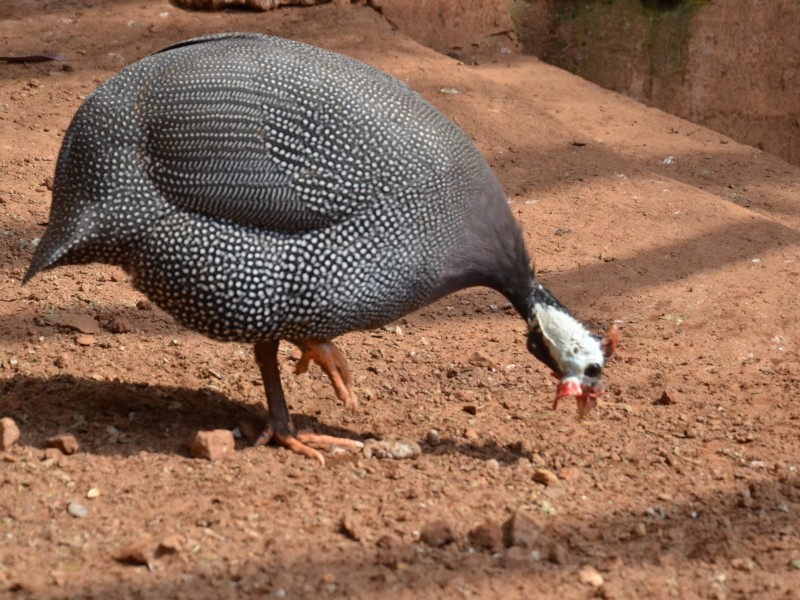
1,2 -> 799,598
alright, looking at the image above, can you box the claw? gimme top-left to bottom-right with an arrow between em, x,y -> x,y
294,340 -> 358,411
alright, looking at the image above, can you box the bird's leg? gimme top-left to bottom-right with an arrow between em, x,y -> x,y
253,341 -> 363,465
292,339 -> 358,412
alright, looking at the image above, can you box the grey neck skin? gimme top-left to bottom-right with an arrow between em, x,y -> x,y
426,172 -> 550,320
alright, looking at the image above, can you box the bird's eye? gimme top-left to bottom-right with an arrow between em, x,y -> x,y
584,363 -> 602,378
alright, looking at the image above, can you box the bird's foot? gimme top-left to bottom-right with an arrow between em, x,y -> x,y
293,339 -> 358,411
254,423 -> 364,467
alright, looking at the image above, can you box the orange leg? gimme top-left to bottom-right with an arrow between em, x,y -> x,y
292,339 -> 358,412
253,341 -> 363,466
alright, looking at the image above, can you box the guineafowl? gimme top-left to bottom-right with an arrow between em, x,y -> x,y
25,33 -> 617,464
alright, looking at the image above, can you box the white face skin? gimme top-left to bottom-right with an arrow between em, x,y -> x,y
530,302 -> 605,385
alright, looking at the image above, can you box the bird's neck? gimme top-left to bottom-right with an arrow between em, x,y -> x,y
428,170 -> 542,309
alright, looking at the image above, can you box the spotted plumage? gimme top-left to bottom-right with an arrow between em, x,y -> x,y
25,33 -> 616,463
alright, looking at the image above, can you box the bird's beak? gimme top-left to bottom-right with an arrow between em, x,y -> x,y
553,376 -> 604,418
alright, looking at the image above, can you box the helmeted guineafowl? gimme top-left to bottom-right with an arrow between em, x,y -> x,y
24,33 -> 617,464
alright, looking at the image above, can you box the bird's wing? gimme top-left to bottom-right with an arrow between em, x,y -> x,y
134,34 -> 392,233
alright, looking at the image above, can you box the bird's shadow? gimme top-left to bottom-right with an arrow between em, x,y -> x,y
1,373 -> 529,463
0,373 -> 360,458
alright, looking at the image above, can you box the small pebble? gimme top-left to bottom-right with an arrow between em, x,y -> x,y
557,466 -> 582,481
532,468 -> 559,486
363,439 -> 421,460
468,519 -> 504,552
320,572 -> 336,585
0,417 -> 21,450
538,499 -> 556,515
340,512 -> 365,542
189,429 -> 234,461
730,557 -> 754,571
86,487 -> 101,499
115,537 -> 154,567
75,334 -> 96,346
548,542 -> 568,565
463,428 -> 479,441
156,533 -> 185,556
47,433 -> 80,455
508,509 -> 542,548
106,316 -> 133,334
67,501 -> 88,518
578,564 -> 604,587
654,391 -> 675,405
157,534 -> 184,556
426,429 -> 440,446
420,520 -> 455,547
43,447 -> 62,461
503,546 -> 534,568
468,350 -> 495,369
57,313 -> 100,334
375,533 -> 416,567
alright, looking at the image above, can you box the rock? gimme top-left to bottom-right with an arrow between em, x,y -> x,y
156,534 -> 184,557
57,313 -> 100,334
115,536 -> 154,567
507,509 -> 542,548
538,499 -> 557,515
43,447 -> 62,461
578,565 -> 604,587
532,468 -> 559,486
420,520 -> 455,547
0,417 -> 20,450
468,350 -> 495,369
548,542 -> 568,565
557,466 -> 582,481
47,433 -> 80,455
463,428 -> 480,441
86,487 -> 101,499
67,501 -> 88,518
426,429 -> 440,446
53,354 -> 69,368
363,439 -> 421,460
376,533 -> 416,567
106,316 -> 134,334
730,557 -> 755,571
340,512 -> 365,542
75,334 -> 96,346
503,545 -> 535,568
654,390 -> 675,405
136,299 -> 153,311
468,519 -> 504,552
462,404 -> 477,416
189,429 -> 234,461
632,522 -> 647,538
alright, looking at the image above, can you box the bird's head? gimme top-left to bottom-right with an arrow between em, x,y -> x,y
525,286 -> 618,418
